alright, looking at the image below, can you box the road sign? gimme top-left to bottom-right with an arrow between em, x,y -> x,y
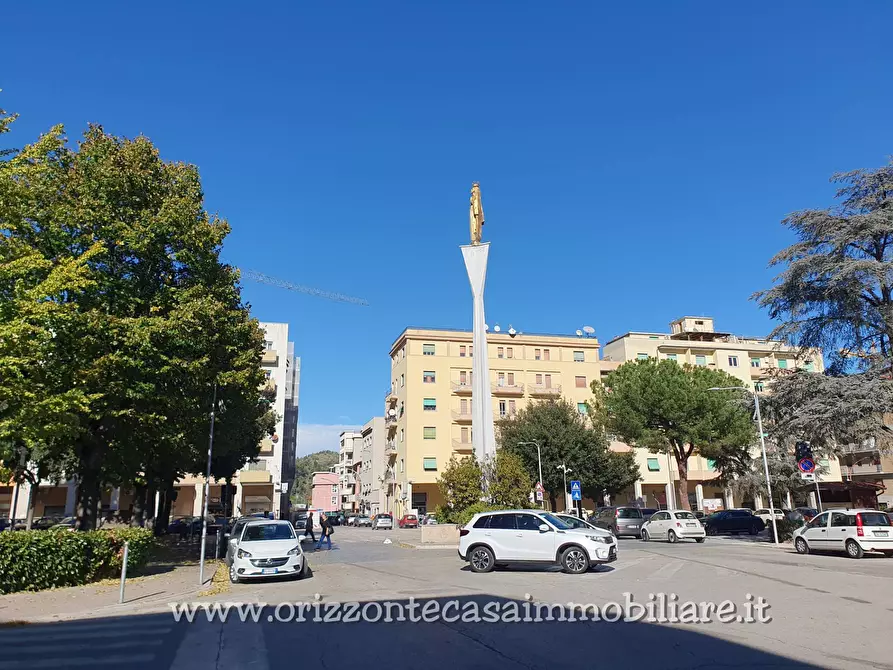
798,457 -> 816,473
570,480 -> 582,501
800,472 -> 816,482
535,489 -> 543,502
535,482 -> 545,493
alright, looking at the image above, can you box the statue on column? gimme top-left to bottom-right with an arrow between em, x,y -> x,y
469,182 -> 485,245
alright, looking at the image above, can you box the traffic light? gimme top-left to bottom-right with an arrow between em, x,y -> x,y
795,441 -> 813,462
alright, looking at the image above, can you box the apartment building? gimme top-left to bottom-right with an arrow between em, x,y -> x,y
337,430 -> 362,513
384,327 -> 602,517
601,315 -> 833,510
310,472 -> 340,513
356,417 -> 387,515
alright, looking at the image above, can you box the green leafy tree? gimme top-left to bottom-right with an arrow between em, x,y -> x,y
597,359 -> 755,510
436,455 -> 482,522
290,450 -> 340,504
498,398 -> 640,510
487,450 -> 533,509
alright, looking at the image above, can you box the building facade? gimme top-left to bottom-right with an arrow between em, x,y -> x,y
310,472 -> 340,512
356,417 -> 386,515
337,430 -> 362,513
384,327 -> 603,518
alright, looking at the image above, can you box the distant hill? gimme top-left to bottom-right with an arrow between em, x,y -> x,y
291,450 -> 339,504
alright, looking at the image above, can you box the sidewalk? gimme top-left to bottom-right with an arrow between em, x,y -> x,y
0,560 -> 218,624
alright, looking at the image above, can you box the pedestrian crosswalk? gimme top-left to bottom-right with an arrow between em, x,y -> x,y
0,614 -> 182,669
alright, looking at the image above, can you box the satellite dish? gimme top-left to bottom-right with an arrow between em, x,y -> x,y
508,326 -> 517,337
583,325 -> 595,336
576,329 -> 583,337
388,408 -> 396,417
494,325 -> 501,332
484,323 -> 489,331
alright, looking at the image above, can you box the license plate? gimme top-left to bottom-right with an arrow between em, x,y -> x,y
261,568 -> 277,575
874,531 -> 889,537
686,523 -> 696,527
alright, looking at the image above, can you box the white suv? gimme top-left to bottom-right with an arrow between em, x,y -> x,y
793,509 -> 893,559
458,509 -> 617,574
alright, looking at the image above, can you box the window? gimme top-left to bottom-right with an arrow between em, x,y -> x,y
728,356 -> 739,367
777,359 -> 787,369
754,381 -> 764,392
332,497 -> 337,507
400,458 -> 404,473
750,357 -> 761,368
575,376 -> 587,388
423,343 -> 435,356
577,402 -> 587,415
507,372 -> 515,385
472,515 -> 491,529
507,347 -> 513,359
400,374 -> 405,387
497,372 -> 505,387
636,353 -> 648,361
515,514 -> 542,532
574,350 -> 584,362
331,485 -> 338,493
423,398 -> 437,411
646,458 -> 660,472
543,349 -> 551,361
264,340 -> 274,350
469,345 -> 473,357
399,401 -> 404,417
804,361 -> 815,372
536,373 -> 543,385
707,459 -> 716,470
534,348 -> 541,361
830,512 -> 850,528
695,355 -> 706,366
499,400 -> 507,417
461,427 -> 469,443
460,398 -> 468,413
544,374 -> 552,388
666,353 -> 677,361
497,347 -> 504,359
264,370 -> 272,380
489,514 -> 515,530
808,512 -> 829,528
423,457 -> 437,471
423,370 -> 435,383
459,345 -> 466,357
423,427 -> 436,439
459,371 -> 467,385
509,400 -> 516,416
399,428 -> 404,443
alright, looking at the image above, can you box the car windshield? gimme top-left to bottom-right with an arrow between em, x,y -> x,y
538,513 -> 571,530
860,512 -> 891,527
241,523 -> 295,541
674,512 -> 696,520
617,509 -> 642,519
379,514 -> 392,519
406,515 -> 416,519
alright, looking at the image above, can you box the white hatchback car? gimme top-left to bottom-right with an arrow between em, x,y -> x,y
641,510 -> 706,543
459,510 -> 617,574
793,509 -> 893,559
227,520 -> 306,583
754,508 -> 785,524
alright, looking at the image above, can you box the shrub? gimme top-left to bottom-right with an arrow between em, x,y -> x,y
453,503 -> 508,527
0,528 -> 156,594
768,517 -> 803,542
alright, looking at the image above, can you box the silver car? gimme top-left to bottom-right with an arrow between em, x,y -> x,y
372,513 -> 393,530
226,520 -> 306,583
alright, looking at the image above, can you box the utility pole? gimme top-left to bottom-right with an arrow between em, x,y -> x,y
198,382 -> 217,586
556,463 -> 572,512
518,441 -> 544,508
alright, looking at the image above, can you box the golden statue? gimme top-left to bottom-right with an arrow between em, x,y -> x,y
469,182 -> 485,245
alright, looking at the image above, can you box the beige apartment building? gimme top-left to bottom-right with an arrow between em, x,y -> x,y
384,327 -> 602,517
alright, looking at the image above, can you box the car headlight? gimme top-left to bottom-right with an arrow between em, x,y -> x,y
237,548 -> 252,559
287,545 -> 301,556
587,535 -> 613,544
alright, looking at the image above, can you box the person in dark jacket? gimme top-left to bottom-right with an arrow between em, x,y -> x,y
304,512 -> 316,543
316,514 -> 333,550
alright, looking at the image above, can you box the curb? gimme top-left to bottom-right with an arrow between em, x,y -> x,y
399,542 -> 457,550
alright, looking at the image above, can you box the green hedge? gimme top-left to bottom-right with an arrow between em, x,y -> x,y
0,528 -> 156,594
767,517 -> 804,542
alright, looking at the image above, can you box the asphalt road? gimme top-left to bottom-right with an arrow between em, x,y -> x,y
4,527 -> 891,669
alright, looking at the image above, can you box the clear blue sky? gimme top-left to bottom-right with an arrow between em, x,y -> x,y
4,2 -> 892,453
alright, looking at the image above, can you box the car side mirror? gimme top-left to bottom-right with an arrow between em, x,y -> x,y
538,524 -> 551,533
298,534 -> 306,543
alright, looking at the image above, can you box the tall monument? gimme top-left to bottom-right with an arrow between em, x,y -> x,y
461,183 -> 496,464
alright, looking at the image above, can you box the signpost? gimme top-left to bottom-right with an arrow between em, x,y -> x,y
570,480 -> 582,501
535,482 -> 544,503
797,451 -> 822,512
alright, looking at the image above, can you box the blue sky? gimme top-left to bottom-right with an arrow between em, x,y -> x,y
4,2 -> 892,454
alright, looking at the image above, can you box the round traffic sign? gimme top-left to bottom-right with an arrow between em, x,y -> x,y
798,457 -> 816,473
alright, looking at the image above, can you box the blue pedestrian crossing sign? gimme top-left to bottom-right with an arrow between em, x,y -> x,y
570,480 -> 582,501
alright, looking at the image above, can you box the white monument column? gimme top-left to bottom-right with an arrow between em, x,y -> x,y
695,484 -> 704,511
461,241 -> 496,464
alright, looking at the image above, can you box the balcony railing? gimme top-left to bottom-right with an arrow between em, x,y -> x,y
843,463 -> 884,476
385,442 -> 398,457
386,388 -> 398,405
452,439 -> 474,453
529,384 -> 561,397
385,415 -> 397,426
262,349 -> 278,365
451,409 -> 473,422
451,381 -> 474,394
491,382 -> 525,395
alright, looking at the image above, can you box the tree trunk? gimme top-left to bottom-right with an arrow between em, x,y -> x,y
145,485 -> 156,527
548,493 -> 557,511
675,456 -> 691,510
25,482 -> 36,530
131,484 -> 146,527
76,474 -> 101,530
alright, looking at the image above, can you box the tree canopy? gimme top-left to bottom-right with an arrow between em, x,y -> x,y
290,450 -> 340,504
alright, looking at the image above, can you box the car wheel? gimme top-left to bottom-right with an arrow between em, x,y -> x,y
794,537 -> 809,555
845,540 -> 864,559
560,546 -> 590,574
667,530 -> 678,544
641,529 -> 650,542
229,563 -> 240,584
706,526 -> 717,536
749,525 -> 758,536
469,546 -> 495,573
695,537 -> 705,543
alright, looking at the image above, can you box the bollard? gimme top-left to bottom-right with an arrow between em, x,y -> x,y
215,529 -> 221,560
118,541 -> 130,604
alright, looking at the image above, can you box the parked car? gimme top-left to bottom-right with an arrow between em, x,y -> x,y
346,515 -> 358,526
459,510 -> 617,574
49,516 -> 77,531
226,519 -> 306,583
642,510 -> 706,543
754,508 -> 785,524
32,516 -> 62,531
355,515 -> 372,527
796,507 -> 819,522
398,514 -> 419,529
703,509 -> 765,536
794,509 -> 893,559
372,513 -> 393,530
591,506 -> 655,538
693,511 -> 708,521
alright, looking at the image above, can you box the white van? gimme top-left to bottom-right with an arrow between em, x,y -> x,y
793,509 -> 893,558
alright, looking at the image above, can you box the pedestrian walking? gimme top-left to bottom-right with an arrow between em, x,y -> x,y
316,513 -> 333,550
305,512 -> 316,543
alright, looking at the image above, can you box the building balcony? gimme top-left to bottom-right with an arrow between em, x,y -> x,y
385,415 -> 397,427
240,464 -> 272,484
386,388 -> 398,405
259,437 -> 274,455
342,493 -> 356,503
840,440 -> 879,454
843,463 -> 884,477
451,381 -> 473,394
451,409 -> 473,423
529,384 -> 561,397
340,473 -> 356,484
491,382 -> 525,396
385,442 -> 398,457
452,439 -> 474,453
262,349 -> 278,365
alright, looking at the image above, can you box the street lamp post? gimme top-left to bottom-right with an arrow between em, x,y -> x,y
708,386 -> 779,545
198,382 -> 217,586
518,441 -> 544,508
556,463 -> 572,512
